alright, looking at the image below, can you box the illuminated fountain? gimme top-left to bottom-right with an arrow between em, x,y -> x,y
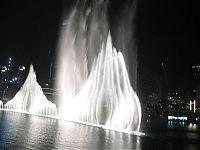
56,1 -> 142,133
5,65 -> 57,116
1,0 -> 142,135
0,100 -> 3,108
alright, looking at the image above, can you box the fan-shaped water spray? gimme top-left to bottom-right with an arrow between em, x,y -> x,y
59,34 -> 141,131
56,0 -> 141,132
5,65 -> 57,116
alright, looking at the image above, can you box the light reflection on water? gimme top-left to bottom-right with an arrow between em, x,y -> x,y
167,121 -> 187,128
1,111 -> 200,149
0,111 -> 140,149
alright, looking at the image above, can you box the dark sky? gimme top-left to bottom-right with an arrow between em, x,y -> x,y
0,0 -> 62,83
135,0 -> 199,91
0,0 -> 199,89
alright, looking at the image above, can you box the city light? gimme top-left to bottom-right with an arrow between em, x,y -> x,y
188,123 -> 198,130
19,65 -> 26,71
1,66 -> 7,72
9,77 -> 18,84
190,100 -> 196,113
168,116 -> 187,121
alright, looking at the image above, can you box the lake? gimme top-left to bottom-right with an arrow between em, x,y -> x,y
0,111 -> 200,149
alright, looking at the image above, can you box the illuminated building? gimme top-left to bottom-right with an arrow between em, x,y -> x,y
167,92 -> 184,105
0,58 -> 14,85
1,66 -> 9,84
17,65 -> 26,87
167,92 -> 186,111
190,100 -> 196,113
189,65 -> 200,106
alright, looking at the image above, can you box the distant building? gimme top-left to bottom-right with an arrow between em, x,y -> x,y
191,65 -> 200,87
191,65 -> 200,78
0,58 -> 14,85
1,66 -> 9,84
167,92 -> 185,106
189,65 -> 200,102
17,65 -> 26,87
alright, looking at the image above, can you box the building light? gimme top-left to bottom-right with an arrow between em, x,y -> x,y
168,116 -> 187,121
1,66 -> 8,72
190,100 -> 196,113
19,65 -> 26,71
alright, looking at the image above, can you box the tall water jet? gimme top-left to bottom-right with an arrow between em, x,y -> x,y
0,100 -> 3,108
56,1 -> 109,115
5,65 -> 57,116
56,0 -> 141,132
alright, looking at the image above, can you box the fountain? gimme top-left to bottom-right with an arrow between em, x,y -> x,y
0,100 -> 3,108
4,65 -> 57,116
56,0 -> 141,133
2,0 -> 142,135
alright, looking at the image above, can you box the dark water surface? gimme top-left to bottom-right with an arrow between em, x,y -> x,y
0,111 -> 200,149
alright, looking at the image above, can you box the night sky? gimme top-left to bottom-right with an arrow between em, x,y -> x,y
0,0 -> 199,90
135,0 -> 199,91
0,0 -> 62,83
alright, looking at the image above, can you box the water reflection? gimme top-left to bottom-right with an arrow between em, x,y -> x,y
54,120 -> 141,149
0,111 -> 141,149
26,115 -> 58,149
1,111 -> 200,149
167,121 -> 187,128
188,123 -> 198,131
0,111 -> 12,149
0,111 -> 59,149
